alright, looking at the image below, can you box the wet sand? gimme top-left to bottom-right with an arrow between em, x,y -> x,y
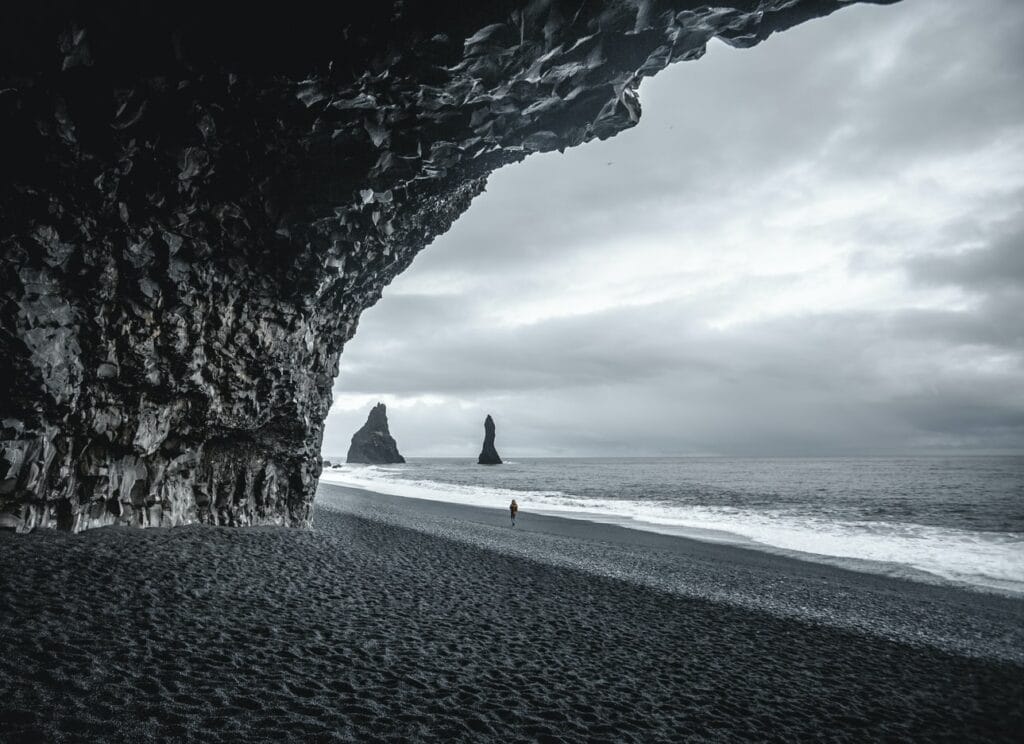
1,482 -> 1021,742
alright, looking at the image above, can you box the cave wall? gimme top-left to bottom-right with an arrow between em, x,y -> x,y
0,0 -> 897,531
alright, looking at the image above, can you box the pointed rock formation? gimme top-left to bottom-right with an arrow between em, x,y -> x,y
478,415 -> 503,465
346,404 -> 405,464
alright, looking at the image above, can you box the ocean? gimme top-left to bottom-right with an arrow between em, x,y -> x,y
319,456 -> 1024,596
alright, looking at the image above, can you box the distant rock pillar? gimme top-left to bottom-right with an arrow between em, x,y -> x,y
346,403 -> 406,464
477,415 -> 503,465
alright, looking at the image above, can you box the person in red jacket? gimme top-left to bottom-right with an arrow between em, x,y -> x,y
509,498 -> 518,527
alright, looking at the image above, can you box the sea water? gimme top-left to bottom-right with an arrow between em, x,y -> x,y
319,457 -> 1024,595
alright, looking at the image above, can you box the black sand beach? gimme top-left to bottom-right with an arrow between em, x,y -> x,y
2,483 -> 1022,743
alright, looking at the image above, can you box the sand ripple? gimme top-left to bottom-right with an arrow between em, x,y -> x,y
1,506 -> 1021,742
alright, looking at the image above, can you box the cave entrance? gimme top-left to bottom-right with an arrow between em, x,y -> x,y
322,0 -> 1022,463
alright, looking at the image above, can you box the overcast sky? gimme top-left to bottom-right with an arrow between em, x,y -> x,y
322,0 -> 1024,459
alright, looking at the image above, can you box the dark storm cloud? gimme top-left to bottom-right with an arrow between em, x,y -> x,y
906,216 -> 1024,291
885,305 -> 1023,349
323,0 -> 1024,457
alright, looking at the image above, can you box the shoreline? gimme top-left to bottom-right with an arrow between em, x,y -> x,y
318,469 -> 1024,599
316,483 -> 1024,665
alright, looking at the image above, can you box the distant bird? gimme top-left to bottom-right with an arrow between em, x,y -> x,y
605,161 -> 614,166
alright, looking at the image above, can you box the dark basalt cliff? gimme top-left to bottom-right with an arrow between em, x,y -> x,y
347,404 -> 405,465
0,1 -> 896,531
478,415 -> 503,466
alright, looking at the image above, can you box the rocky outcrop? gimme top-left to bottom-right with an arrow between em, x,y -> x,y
347,404 -> 405,465
478,415 -> 503,466
0,1 -> 898,531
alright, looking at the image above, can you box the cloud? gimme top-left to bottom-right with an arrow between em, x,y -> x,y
323,0 -> 1024,458
905,214 -> 1024,291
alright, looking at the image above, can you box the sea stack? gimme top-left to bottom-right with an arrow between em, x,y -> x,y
346,404 -> 406,464
478,415 -> 503,465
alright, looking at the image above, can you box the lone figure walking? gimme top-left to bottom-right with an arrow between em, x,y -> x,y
509,498 -> 518,527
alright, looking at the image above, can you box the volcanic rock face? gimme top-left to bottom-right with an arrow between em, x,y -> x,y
478,415 -> 503,466
0,1 -> 897,531
347,404 -> 405,465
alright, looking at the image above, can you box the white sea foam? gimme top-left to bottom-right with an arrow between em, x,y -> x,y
319,464 -> 1024,596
